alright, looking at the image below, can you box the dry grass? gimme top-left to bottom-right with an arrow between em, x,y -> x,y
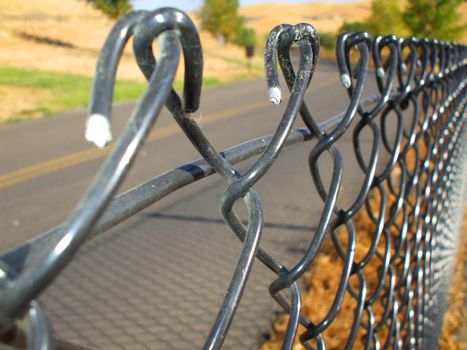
262,207 -> 466,349
0,0 -> 268,121
261,138 -> 466,349
0,86 -> 53,121
240,1 -> 372,39
260,193 -> 393,350
241,2 -> 467,42
0,0 -> 267,81
0,0 -> 375,122
0,0 -> 115,77
439,210 -> 466,350
1,0 -> 465,79
2,0 -> 464,122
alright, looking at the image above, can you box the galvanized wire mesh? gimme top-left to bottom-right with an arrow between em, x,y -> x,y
0,7 -> 465,350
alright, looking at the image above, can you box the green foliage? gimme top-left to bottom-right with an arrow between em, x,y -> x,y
87,0 -> 132,19
201,0 -> 241,42
402,0 -> 465,41
341,21 -> 373,34
341,0 -> 465,41
319,32 -> 337,50
236,27 -> 257,47
341,0 -> 407,37
368,0 -> 408,36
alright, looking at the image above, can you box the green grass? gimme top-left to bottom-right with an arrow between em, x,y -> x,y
0,65 -> 221,122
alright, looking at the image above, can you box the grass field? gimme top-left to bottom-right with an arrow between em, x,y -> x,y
0,65 -> 220,122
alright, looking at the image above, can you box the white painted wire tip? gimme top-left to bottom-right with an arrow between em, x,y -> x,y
85,114 -> 112,149
268,86 -> 282,105
340,74 -> 351,89
376,67 -> 385,79
401,63 -> 408,73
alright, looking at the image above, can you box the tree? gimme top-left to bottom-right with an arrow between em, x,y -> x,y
341,21 -> 372,34
402,0 -> 465,41
319,32 -> 337,50
367,0 -> 408,36
87,0 -> 132,19
235,27 -> 257,47
341,0 -> 408,37
340,0 -> 465,41
201,0 -> 241,44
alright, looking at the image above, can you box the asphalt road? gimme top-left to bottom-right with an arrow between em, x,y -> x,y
0,60 -> 369,251
0,61 -> 377,349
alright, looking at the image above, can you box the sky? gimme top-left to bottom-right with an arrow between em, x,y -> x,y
131,0 -> 355,12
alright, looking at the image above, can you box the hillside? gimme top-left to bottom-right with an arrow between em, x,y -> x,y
241,1 -> 467,41
0,0 -> 268,120
0,0 -> 266,81
1,0 -> 464,121
1,0 -> 466,80
240,1 -> 371,38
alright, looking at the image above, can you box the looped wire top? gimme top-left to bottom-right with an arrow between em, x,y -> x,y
264,23 -> 319,105
397,36 -> 418,95
372,35 -> 398,104
132,7 -> 203,114
0,7 -> 195,346
86,8 -> 203,149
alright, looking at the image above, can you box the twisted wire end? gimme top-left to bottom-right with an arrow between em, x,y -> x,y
376,67 -> 385,79
340,73 -> 351,88
268,86 -> 282,105
85,114 -> 113,148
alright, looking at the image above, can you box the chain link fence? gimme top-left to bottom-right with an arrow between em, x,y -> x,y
0,7 -> 465,350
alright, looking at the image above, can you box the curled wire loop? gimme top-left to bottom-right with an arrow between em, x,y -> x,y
0,7 -> 190,347
0,6 -> 466,349
132,7 -> 203,114
263,31 -> 466,350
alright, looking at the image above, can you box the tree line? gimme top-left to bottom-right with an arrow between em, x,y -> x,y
343,0 -> 465,42
85,0 -> 257,47
88,0 -> 465,46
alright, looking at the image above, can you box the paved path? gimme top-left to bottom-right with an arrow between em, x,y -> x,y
0,62 -> 375,349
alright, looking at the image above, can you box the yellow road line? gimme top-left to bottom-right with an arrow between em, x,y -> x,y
0,77 -> 339,190
0,100 -> 270,190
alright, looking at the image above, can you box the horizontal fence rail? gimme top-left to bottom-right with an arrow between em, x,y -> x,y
0,7 -> 466,350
